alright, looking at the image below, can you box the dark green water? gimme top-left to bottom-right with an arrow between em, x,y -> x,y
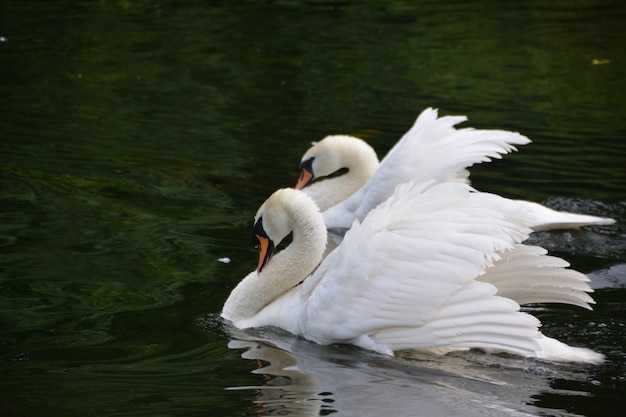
1,1 -> 625,416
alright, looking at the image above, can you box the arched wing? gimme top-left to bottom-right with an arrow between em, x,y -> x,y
302,181 -> 545,356
323,108 -> 531,230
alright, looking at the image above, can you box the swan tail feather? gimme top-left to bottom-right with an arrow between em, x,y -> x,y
513,200 -> 616,231
478,244 -> 596,309
534,335 -> 604,364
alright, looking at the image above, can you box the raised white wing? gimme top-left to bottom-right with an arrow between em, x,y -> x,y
300,181 -> 550,356
323,108 -> 531,230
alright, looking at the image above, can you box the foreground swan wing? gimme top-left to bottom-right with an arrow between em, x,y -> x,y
321,108 -> 531,230
222,182 -> 603,363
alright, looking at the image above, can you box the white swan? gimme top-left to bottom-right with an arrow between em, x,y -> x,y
296,108 -> 615,232
222,182 -> 603,363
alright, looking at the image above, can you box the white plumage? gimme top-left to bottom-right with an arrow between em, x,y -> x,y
222,182 -> 603,363
296,108 -> 615,232
292,108 -> 607,310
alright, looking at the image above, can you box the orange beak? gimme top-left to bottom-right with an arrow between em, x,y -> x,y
295,167 -> 313,189
256,234 -> 274,273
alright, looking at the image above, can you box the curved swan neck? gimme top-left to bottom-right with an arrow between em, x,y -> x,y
222,189 -> 327,325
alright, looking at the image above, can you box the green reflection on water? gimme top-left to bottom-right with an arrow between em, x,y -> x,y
1,0 -> 625,416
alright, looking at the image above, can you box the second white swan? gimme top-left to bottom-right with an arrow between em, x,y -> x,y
295,108 -> 615,232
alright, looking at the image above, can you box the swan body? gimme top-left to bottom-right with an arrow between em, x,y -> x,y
222,183 -> 603,363
296,108 -> 615,232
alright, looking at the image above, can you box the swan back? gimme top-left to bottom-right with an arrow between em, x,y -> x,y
300,182 -> 535,348
303,183 -> 530,338
309,182 -> 601,362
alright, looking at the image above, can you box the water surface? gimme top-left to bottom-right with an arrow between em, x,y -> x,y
1,1 -> 625,416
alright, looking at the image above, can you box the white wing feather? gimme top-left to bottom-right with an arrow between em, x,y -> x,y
244,182 -> 602,362
301,182 -> 544,355
478,244 -> 595,309
323,108 -> 531,230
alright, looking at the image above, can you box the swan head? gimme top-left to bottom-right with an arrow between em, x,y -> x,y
295,135 -> 379,189
251,188 -> 326,273
222,189 -> 326,326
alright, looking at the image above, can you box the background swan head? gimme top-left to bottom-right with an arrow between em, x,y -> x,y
295,135 -> 380,211
295,135 -> 378,188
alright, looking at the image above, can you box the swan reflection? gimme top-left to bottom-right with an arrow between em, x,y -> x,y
225,326 -> 592,417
